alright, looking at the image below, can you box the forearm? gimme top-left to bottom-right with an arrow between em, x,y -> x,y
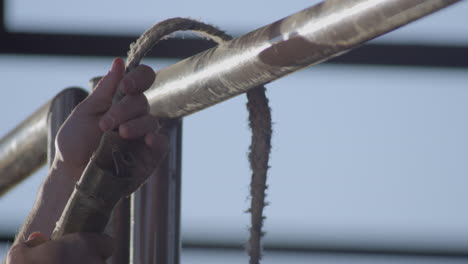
15,161 -> 80,243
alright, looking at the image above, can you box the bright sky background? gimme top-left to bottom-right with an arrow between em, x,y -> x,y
1,1 -> 468,263
5,0 -> 468,45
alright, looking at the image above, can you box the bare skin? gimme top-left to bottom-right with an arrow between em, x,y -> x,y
5,58 -> 168,264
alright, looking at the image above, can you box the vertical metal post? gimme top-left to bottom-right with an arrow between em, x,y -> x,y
109,198 -> 131,264
131,119 -> 182,264
47,88 -> 88,165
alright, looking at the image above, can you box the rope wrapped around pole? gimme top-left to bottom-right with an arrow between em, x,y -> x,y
52,19 -> 272,264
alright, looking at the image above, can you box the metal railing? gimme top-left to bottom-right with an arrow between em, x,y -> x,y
0,0 -> 461,263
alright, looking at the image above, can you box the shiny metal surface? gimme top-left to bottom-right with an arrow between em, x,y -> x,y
0,101 -> 49,196
147,0 -> 459,118
131,120 -> 182,264
0,0 -> 459,193
109,198 -> 131,264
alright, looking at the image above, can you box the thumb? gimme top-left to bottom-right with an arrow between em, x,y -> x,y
84,58 -> 125,112
24,232 -> 48,247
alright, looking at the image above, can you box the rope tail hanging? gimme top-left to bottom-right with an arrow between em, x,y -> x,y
126,18 -> 272,264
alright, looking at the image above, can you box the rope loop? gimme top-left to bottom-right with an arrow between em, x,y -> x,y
127,18 -> 272,264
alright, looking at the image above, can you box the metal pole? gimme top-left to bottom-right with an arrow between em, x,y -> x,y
146,0 -> 460,118
131,119 -> 182,264
109,198 -> 131,264
0,0 -> 459,194
0,101 -> 49,195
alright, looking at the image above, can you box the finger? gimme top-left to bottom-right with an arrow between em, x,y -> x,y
119,114 -> 160,139
118,64 -> 155,95
84,58 -> 125,111
99,94 -> 149,131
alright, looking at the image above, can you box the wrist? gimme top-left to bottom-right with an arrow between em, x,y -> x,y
50,157 -> 85,183
41,158 -> 82,207
16,160 -> 79,240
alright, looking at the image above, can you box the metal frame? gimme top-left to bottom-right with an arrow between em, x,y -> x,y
1,0 -> 468,262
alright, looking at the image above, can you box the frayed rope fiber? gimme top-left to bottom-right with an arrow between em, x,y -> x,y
126,18 -> 272,264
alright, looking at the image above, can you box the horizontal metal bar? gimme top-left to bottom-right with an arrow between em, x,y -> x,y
0,0 -> 460,194
0,101 -> 48,196
147,0 -> 460,118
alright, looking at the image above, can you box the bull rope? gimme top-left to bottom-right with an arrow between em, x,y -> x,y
126,18 -> 272,264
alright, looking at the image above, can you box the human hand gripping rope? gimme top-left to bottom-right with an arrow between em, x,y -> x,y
51,18 -> 272,264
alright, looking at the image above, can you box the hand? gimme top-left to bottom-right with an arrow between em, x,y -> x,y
6,232 -> 114,264
53,58 -> 168,182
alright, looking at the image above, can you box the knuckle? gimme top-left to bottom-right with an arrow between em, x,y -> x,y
104,111 -> 119,127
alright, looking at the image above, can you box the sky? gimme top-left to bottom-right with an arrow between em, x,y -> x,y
4,0 -> 468,45
1,0 -> 468,263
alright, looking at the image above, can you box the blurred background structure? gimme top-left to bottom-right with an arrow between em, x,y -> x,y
1,0 -> 468,263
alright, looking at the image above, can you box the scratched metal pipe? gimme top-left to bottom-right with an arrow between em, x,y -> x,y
147,0 -> 460,118
0,101 -> 49,196
0,0 -> 460,194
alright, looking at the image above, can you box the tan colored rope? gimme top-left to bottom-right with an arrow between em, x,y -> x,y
126,18 -> 272,264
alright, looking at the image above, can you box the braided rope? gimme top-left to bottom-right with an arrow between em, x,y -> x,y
126,18 -> 272,264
